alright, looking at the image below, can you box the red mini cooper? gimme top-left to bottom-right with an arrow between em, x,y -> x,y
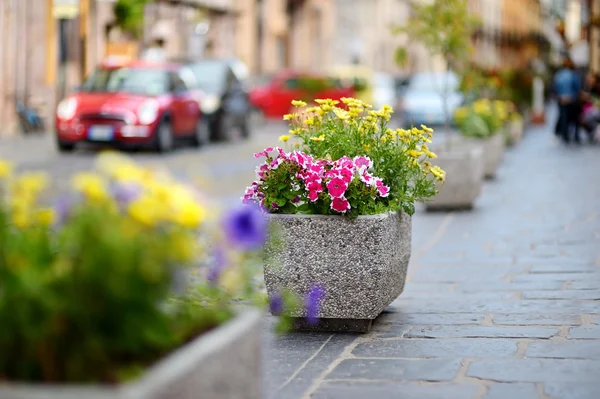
55,60 -> 209,152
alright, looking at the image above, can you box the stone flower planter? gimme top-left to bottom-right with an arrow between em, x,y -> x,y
464,133 -> 504,179
0,311 -> 262,399
263,212 -> 411,333
425,144 -> 485,211
508,119 -> 524,145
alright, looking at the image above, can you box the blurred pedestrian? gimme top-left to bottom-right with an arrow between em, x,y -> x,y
553,58 -> 582,144
141,37 -> 167,63
580,72 -> 600,143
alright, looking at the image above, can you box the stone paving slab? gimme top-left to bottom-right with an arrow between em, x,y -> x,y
262,114 -> 600,398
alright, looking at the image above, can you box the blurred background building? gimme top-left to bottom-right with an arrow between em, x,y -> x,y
0,0 -> 598,136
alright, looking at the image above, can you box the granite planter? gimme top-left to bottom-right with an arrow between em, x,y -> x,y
425,144 -> 485,211
263,212 -> 411,333
465,133 -> 504,179
0,310 -> 262,399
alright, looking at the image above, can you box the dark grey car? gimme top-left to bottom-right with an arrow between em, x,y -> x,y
179,58 -> 252,141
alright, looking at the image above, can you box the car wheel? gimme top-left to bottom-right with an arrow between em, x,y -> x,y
57,140 -> 75,152
192,118 -> 210,147
240,114 -> 251,139
155,120 -> 174,153
213,114 -> 234,142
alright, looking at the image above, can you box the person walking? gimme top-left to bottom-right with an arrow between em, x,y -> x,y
553,58 -> 582,144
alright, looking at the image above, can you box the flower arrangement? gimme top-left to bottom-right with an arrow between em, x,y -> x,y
454,99 -> 512,139
244,148 -> 390,216
269,98 -> 444,216
0,153 -> 297,383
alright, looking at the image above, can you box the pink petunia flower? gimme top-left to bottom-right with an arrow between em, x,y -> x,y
337,167 -> 353,183
353,156 -> 373,171
306,180 -> 322,193
326,177 -> 348,198
254,147 -> 274,159
308,190 -> 320,202
375,179 -> 390,197
331,197 -> 351,213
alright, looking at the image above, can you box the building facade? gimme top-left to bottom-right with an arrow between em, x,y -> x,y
235,0 -> 335,75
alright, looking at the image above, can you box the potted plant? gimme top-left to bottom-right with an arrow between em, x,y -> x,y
0,154 -> 291,399
454,99 -> 505,179
244,98 -> 444,332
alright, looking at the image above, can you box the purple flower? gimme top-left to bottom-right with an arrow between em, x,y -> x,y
223,204 -> 268,250
269,293 -> 283,315
207,246 -> 226,284
306,284 -> 325,325
111,182 -> 142,207
53,196 -> 74,225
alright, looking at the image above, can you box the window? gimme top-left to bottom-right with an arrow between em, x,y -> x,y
81,67 -> 169,96
169,72 -> 187,93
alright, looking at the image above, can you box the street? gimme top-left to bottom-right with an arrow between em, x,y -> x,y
2,114 -> 600,399
0,121 -> 289,209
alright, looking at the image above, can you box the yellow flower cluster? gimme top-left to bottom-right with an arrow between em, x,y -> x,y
0,153 -> 206,235
93,152 -> 206,229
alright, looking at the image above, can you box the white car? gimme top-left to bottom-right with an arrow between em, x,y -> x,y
400,72 -> 463,128
373,72 -> 398,110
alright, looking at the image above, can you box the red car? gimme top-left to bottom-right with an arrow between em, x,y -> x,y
249,70 -> 355,119
55,60 -> 209,152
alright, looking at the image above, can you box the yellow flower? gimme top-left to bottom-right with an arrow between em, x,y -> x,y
420,124 -> 434,133
430,166 -> 446,182
12,210 -> 30,229
310,134 -> 326,142
408,150 -> 424,158
279,135 -> 291,142
128,195 -> 163,227
171,200 -> 206,229
0,159 -> 13,179
289,128 -> 301,135
305,117 -> 315,126
35,208 -> 56,226
291,100 -> 307,107
425,149 -> 438,159
333,108 -> 349,120
72,173 -> 109,202
283,113 -> 297,121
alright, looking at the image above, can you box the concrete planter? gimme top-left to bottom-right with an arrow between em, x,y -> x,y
425,144 -> 485,211
508,119 -> 524,145
263,212 -> 411,333
0,311 -> 262,399
464,133 -> 504,179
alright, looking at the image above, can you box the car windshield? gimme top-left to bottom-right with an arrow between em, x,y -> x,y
408,73 -> 459,93
81,67 -> 169,95
189,61 -> 228,93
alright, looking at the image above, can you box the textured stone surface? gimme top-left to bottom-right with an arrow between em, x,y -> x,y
352,340 -> 518,358
326,358 -> 462,381
467,359 -> 600,382
0,311 -> 262,399
526,341 -> 600,359
405,325 -> 559,339
492,314 -> 582,326
544,383 -> 600,399
425,144 -> 485,210
263,212 -> 411,321
568,326 -> 600,339
484,383 -> 538,399
312,382 -> 481,399
465,133 -> 505,178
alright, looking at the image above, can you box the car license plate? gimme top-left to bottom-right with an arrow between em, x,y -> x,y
88,125 -> 114,141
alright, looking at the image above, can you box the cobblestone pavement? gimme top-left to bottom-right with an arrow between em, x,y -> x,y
263,117 -> 600,399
